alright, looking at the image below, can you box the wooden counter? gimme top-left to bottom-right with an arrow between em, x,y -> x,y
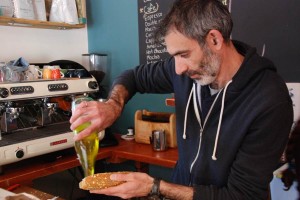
0,134 -> 178,188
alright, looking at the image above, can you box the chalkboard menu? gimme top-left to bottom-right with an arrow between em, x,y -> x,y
137,0 -> 300,82
138,0 -> 175,64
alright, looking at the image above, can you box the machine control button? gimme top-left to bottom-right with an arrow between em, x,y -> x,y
10,86 -> 34,95
15,149 -> 25,159
88,81 -> 98,89
0,88 -> 9,98
48,83 -> 69,91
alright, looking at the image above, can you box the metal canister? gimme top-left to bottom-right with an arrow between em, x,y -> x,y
151,130 -> 167,151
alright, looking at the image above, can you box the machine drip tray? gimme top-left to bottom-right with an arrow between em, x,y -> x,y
0,122 -> 71,147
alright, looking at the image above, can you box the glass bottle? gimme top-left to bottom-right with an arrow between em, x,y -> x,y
72,96 -> 99,177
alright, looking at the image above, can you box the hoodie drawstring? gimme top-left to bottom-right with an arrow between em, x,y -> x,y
183,80 -> 233,165
183,85 -> 195,139
211,80 -> 232,160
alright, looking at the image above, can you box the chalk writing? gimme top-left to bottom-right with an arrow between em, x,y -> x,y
144,2 -> 159,15
138,0 -> 174,64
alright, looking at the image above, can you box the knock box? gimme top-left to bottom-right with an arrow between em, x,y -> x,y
134,109 -> 177,148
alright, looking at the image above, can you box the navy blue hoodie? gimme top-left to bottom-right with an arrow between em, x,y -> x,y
112,41 -> 293,199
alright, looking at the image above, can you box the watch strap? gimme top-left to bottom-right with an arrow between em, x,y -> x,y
150,178 -> 161,196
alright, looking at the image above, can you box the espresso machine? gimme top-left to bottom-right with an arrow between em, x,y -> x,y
0,64 -> 99,171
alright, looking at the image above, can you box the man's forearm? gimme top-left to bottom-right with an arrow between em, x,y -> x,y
160,180 -> 194,200
106,84 -> 130,117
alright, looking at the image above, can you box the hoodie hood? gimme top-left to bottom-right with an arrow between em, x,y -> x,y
230,40 -> 277,91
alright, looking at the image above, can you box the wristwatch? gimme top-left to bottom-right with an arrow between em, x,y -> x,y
150,178 -> 161,197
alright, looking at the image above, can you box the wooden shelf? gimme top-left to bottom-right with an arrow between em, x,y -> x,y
0,16 -> 85,30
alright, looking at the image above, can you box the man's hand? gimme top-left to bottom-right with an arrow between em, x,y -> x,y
70,85 -> 129,141
90,172 -> 154,199
69,99 -> 122,141
90,172 -> 194,200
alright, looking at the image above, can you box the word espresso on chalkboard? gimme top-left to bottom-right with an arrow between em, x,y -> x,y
138,0 -> 175,64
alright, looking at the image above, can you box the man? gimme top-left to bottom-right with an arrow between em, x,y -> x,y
70,0 -> 293,199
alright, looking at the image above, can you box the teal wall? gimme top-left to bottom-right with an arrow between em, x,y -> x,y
86,0 -> 174,134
